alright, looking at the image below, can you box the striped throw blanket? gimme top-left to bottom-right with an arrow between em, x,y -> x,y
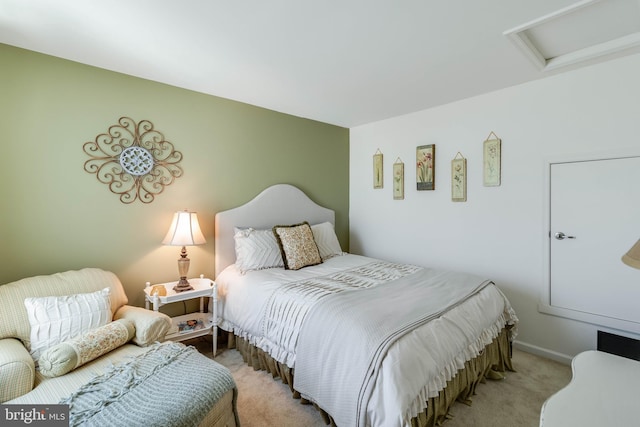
60,342 -> 237,427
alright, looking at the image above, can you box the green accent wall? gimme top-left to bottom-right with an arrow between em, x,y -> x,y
0,44 -> 349,309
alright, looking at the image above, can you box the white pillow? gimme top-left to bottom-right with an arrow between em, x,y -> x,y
234,227 -> 284,273
24,288 -> 111,362
311,222 -> 343,260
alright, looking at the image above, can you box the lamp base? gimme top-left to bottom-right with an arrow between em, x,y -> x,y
173,277 -> 194,292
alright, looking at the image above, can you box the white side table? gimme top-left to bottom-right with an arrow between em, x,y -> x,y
540,350 -> 640,426
144,275 -> 218,357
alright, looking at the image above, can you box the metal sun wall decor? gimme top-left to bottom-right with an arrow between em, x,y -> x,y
83,117 -> 184,204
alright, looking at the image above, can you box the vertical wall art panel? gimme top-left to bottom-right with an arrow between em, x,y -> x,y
373,149 -> 383,189
416,144 -> 435,191
483,132 -> 501,187
393,158 -> 404,200
451,152 -> 467,202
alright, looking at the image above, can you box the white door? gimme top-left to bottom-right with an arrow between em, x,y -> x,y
549,156 -> 640,324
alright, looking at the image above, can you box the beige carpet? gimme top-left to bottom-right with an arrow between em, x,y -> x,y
187,337 -> 572,427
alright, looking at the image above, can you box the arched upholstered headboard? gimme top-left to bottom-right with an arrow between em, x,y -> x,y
214,184 -> 335,276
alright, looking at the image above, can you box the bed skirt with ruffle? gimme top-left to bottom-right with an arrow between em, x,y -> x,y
227,326 -> 514,427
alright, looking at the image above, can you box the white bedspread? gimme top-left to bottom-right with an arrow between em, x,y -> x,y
216,254 -> 376,365
215,254 -> 518,426
294,266 -> 492,427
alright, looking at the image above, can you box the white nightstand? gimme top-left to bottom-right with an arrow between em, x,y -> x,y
144,275 -> 218,356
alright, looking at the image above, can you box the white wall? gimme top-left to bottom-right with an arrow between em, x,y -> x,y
349,53 -> 640,363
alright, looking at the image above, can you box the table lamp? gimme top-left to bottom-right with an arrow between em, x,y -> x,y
162,210 -> 206,292
622,239 -> 640,270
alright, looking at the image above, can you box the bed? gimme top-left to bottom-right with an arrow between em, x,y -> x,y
213,184 -> 518,427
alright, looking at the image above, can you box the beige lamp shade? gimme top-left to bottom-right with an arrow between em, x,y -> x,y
162,211 -> 206,246
622,239 -> 640,270
162,210 -> 206,292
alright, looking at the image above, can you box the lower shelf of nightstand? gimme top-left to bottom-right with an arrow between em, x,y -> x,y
165,312 -> 213,342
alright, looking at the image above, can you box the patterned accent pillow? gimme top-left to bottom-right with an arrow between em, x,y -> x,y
273,222 -> 323,270
38,319 -> 135,378
311,222 -> 343,260
234,227 -> 285,273
24,288 -> 112,362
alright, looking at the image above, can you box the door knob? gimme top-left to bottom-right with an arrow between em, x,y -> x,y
554,232 -> 576,240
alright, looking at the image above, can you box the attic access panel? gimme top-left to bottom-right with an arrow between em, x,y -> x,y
504,0 -> 640,72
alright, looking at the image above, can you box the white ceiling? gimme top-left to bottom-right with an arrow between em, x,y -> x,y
2,0 -> 639,128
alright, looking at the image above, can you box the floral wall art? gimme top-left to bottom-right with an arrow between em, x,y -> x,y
483,132 -> 501,186
393,158 -> 404,200
451,153 -> 467,202
416,144 -> 435,191
373,149 -> 383,189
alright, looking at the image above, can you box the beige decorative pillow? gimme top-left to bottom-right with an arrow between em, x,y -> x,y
273,222 -> 322,270
38,319 -> 135,378
113,305 -> 171,346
